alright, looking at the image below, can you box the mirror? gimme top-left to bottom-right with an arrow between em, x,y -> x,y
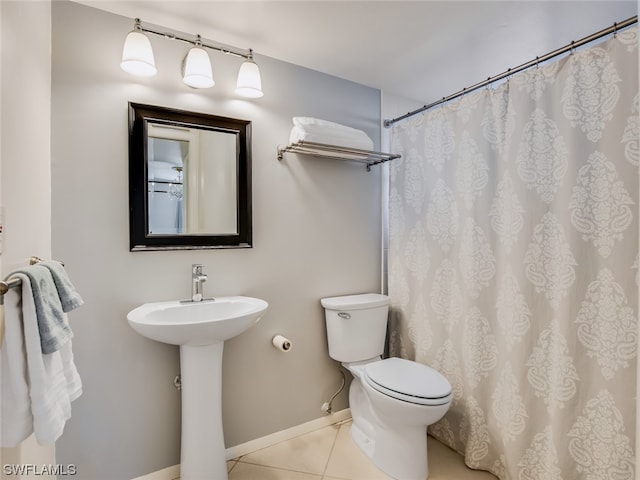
129,103 -> 252,250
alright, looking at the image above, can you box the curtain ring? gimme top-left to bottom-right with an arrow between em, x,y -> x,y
613,22 -> 618,38
570,40 -> 575,55
535,56 -> 539,69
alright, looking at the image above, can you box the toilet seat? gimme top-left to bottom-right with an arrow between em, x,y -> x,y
363,357 -> 452,406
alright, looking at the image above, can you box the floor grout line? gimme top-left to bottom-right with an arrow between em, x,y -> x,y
227,459 -> 238,474
321,423 -> 342,478
322,423 -> 342,478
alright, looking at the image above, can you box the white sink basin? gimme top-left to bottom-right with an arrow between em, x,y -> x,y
127,296 -> 268,346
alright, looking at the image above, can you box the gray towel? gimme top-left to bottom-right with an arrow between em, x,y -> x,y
39,261 -> 84,312
9,265 -> 73,354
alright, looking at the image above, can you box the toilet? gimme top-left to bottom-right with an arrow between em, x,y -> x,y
321,293 -> 452,480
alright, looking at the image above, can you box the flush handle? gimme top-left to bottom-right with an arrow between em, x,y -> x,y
338,312 -> 351,319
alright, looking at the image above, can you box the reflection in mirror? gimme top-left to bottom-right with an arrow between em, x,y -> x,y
148,135 -> 187,234
129,103 -> 252,250
147,125 -> 238,235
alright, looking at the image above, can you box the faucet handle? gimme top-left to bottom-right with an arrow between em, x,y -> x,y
192,263 -> 204,275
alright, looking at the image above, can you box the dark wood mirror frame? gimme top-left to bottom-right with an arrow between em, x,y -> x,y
129,103 -> 252,251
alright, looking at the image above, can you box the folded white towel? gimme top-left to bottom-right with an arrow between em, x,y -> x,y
0,274 -> 82,447
289,126 -> 374,151
290,117 -> 374,151
293,116 -> 371,136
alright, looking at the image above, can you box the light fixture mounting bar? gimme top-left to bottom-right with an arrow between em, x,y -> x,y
136,19 -> 253,60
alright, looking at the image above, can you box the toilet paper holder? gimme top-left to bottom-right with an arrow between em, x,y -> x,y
272,334 -> 292,352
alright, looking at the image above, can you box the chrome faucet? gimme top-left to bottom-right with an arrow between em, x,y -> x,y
191,264 -> 207,302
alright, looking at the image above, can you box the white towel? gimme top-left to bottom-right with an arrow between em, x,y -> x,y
0,299 -> 33,446
293,116 -> 372,138
289,117 -> 374,151
0,274 -> 82,447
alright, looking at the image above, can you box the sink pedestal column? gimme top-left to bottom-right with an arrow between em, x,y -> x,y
179,342 -> 228,480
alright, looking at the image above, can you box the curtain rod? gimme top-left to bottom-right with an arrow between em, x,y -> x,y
384,15 -> 638,128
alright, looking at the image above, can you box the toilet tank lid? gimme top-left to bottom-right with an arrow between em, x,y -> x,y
321,293 -> 389,310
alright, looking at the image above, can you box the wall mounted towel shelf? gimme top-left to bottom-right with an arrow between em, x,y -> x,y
277,141 -> 401,171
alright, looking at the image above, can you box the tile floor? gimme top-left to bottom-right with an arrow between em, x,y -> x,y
186,420 -> 497,480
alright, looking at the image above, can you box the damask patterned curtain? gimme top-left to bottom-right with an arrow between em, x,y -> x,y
388,28 -> 638,479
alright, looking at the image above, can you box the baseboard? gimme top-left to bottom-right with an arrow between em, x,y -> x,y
131,408 -> 351,480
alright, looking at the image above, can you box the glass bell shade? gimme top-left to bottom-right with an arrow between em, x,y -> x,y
235,59 -> 263,98
120,30 -> 157,77
182,47 -> 215,89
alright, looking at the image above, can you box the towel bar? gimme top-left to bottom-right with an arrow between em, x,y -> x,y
0,257 -> 65,298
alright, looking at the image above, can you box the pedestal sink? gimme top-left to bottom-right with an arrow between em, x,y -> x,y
127,296 -> 268,480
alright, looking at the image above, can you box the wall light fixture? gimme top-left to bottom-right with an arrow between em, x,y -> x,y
120,18 -> 263,98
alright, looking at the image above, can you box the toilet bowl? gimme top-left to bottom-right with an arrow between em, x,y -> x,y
321,294 -> 452,480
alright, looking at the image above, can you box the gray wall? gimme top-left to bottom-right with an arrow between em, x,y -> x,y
51,2 -> 381,478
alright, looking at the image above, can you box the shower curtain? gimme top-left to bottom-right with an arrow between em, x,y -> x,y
388,27 -> 638,479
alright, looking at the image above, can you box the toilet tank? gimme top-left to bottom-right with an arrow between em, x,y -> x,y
320,293 -> 390,363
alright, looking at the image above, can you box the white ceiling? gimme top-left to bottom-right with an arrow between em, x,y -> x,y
77,1 -> 637,108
